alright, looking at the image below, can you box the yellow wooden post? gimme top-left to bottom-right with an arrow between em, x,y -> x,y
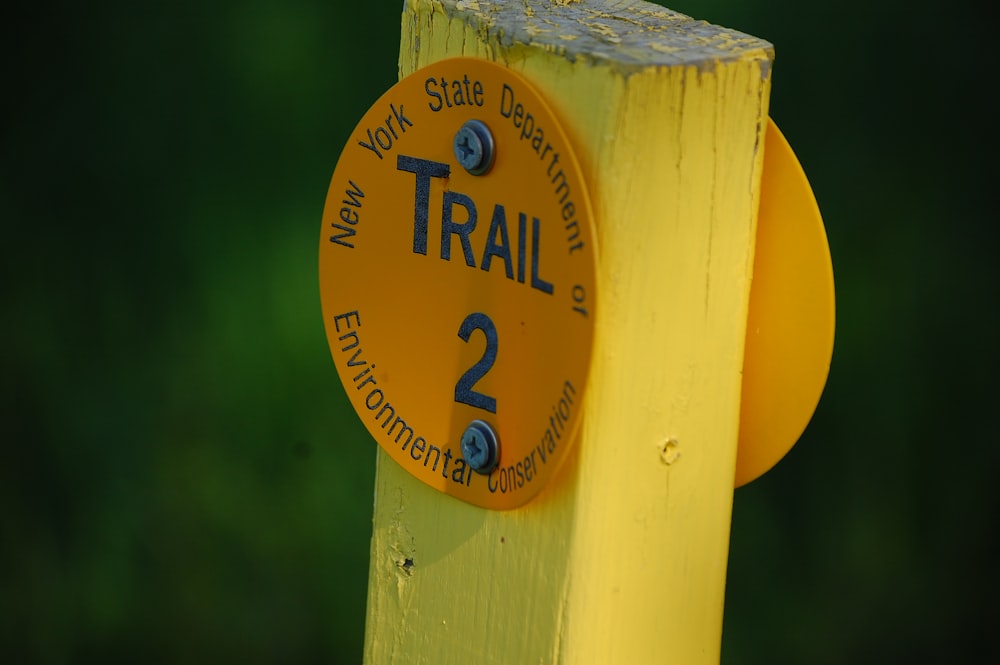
363,1 -> 772,662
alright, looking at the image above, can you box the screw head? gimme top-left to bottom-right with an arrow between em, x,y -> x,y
460,419 -> 500,474
453,120 -> 495,176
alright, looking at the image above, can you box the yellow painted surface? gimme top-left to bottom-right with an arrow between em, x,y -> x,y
363,1 -> 772,663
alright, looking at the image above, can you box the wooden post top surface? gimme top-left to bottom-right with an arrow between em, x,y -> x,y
403,0 -> 773,70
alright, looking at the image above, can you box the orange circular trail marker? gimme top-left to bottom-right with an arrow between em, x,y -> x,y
736,118 -> 835,487
319,58 -> 597,509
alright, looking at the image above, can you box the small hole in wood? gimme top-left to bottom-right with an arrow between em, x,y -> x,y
660,437 -> 681,466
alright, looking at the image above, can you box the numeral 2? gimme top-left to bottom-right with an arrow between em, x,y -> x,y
455,312 -> 498,413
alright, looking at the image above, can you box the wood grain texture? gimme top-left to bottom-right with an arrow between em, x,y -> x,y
364,2 -> 772,663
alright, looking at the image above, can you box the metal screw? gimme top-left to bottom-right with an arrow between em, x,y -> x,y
453,120 -> 495,176
460,419 -> 500,474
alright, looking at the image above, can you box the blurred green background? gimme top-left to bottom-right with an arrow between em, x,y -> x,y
3,0 -> 996,663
